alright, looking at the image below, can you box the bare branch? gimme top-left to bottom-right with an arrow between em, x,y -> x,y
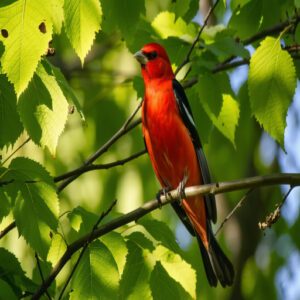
57,116 -> 142,193
215,189 -> 254,236
32,173 -> 300,299
0,221 -> 16,240
1,137 -> 31,166
35,253 -> 51,300
54,149 -> 147,183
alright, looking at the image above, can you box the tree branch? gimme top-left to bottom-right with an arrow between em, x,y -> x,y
32,173 -> 300,299
54,149 -> 147,183
0,221 -> 16,240
175,0 -> 221,75
57,115 -> 142,193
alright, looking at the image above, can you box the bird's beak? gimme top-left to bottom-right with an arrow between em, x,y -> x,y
134,50 -> 148,65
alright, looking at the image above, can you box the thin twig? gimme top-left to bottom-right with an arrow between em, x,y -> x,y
35,253 -> 51,300
215,189 -> 254,236
0,221 -> 16,239
54,149 -> 146,183
1,137 -> 31,166
57,117 -> 142,193
57,200 -> 117,300
31,173 -> 300,299
175,0 -> 221,75
258,186 -> 294,230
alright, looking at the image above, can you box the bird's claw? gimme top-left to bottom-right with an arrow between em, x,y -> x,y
177,175 -> 188,205
156,187 -> 171,208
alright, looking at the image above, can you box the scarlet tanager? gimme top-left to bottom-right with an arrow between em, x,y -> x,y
134,43 -> 234,287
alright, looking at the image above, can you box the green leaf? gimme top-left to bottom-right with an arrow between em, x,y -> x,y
0,279 -> 17,300
119,240 -> 153,299
49,0 -> 64,34
68,206 -> 98,235
70,240 -> 119,300
170,0 -> 191,18
64,0 -> 102,64
152,245 -> 196,299
0,0 -> 53,96
101,232 -> 128,275
197,73 -> 232,116
49,61 -> 84,120
228,0 -> 263,39
101,0 -> 145,46
18,60 -> 69,155
202,94 -> 240,147
7,157 -> 59,258
0,75 -> 23,148
0,248 -> 34,297
150,262 -> 193,300
138,219 -> 181,253
47,234 -> 67,266
248,36 -> 296,147
151,11 -> 196,42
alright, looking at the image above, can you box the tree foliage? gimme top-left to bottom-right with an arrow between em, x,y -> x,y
1,0 -> 300,299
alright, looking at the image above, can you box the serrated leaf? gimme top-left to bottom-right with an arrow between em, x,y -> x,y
152,246 -> 196,299
47,234 -> 67,266
119,240 -> 153,299
18,60 -> 69,155
248,37 -> 296,148
150,262 -> 193,300
64,0 -> 102,64
151,11 -> 196,42
49,61 -> 84,120
70,240 -> 119,300
68,206 -> 98,235
138,219 -> 181,253
0,0 -> 53,96
0,248 -> 35,296
0,75 -> 23,148
49,0 -> 64,34
101,231 -> 128,275
202,94 -> 240,146
6,157 -> 59,258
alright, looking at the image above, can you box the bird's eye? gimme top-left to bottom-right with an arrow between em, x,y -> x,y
145,51 -> 157,60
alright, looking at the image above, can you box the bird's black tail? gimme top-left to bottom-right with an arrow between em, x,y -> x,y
197,224 -> 234,287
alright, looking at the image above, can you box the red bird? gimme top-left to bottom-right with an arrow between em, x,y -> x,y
134,43 -> 234,287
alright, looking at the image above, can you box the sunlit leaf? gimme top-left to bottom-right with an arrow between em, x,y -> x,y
64,0 -> 102,64
150,262 -> 193,300
6,157 -> 59,258
47,234 -> 67,266
152,245 -> 196,299
70,240 -> 119,300
18,60 -> 69,155
248,36 -> 296,148
0,0 -> 53,96
151,11 -> 196,42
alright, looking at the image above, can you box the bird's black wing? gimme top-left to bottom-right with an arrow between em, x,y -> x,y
172,79 -> 217,223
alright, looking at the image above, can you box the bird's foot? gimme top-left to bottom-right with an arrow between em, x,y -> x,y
156,187 -> 172,208
177,174 -> 188,205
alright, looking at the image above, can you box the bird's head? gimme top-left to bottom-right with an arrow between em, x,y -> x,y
134,43 -> 174,81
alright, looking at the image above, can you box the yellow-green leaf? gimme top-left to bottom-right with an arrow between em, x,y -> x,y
0,0 -> 53,96
248,36 -> 296,148
151,11 -> 196,42
64,0 -> 102,64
